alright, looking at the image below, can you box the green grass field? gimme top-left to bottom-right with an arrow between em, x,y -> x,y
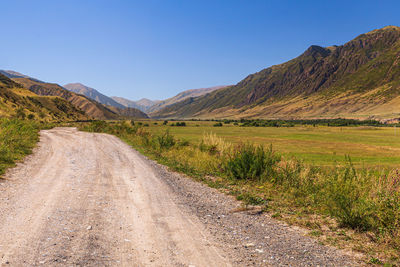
0,118 -> 39,176
142,120 -> 400,168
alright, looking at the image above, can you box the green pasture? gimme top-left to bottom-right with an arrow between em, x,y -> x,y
143,120 -> 400,168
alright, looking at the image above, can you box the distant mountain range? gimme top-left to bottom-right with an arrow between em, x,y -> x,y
153,26 -> 400,120
111,86 -> 228,113
61,81 -> 229,114
0,70 -> 148,120
64,83 -> 125,109
110,97 -> 160,113
0,69 -> 227,121
146,86 -> 229,114
0,69 -> 228,120
3,26 -> 400,121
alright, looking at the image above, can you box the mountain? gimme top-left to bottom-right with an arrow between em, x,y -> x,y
153,26 -> 400,120
147,86 -> 229,114
0,73 -> 87,121
107,106 -> 149,119
111,97 -> 160,113
112,86 -> 228,114
12,78 -> 120,120
64,83 -> 125,109
0,71 -> 148,120
0,70 -> 43,82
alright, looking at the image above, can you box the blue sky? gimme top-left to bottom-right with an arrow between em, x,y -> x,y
1,0 -> 400,100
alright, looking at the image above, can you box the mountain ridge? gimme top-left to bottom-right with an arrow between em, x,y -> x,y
0,73 -> 88,121
0,71 -> 148,120
111,97 -> 160,113
64,83 -> 125,109
153,26 -> 400,120
112,86 -> 229,113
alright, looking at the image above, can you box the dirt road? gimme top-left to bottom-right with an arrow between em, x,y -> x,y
0,128 -> 356,266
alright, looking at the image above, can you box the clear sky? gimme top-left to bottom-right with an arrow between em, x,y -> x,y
1,0 -> 400,100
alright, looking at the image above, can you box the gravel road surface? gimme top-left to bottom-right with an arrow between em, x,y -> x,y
0,128 -> 356,266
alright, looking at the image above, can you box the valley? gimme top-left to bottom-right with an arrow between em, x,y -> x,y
142,120 -> 400,168
2,25 -> 400,266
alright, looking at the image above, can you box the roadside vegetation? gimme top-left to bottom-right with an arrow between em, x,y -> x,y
81,120 -> 400,265
0,118 -> 40,176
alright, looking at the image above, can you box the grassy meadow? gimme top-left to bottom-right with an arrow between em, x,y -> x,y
0,118 -> 40,176
144,120 -> 400,168
80,119 -> 400,265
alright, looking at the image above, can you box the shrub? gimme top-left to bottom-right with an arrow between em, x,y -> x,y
324,158 -> 375,230
15,108 -> 26,119
156,130 -> 175,150
178,139 -> 190,147
213,122 -> 223,127
163,120 -> 168,125
87,120 -> 108,132
225,143 -> 279,181
371,169 -> 400,237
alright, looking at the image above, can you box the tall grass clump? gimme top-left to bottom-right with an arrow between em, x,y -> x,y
200,132 -> 232,155
225,143 -> 279,182
155,130 -> 175,150
0,118 -> 39,176
324,161 -> 375,230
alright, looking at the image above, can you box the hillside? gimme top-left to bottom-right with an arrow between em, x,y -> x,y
12,78 -> 120,120
64,83 -> 125,109
112,86 -> 227,114
0,73 -> 87,121
107,106 -> 149,119
153,26 -> 400,120
147,86 -> 228,114
0,71 -> 147,120
111,97 -> 159,113
0,70 -> 43,82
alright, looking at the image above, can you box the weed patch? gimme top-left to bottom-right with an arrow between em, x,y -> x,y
0,118 -> 39,176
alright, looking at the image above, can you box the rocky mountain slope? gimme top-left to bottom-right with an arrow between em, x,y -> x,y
64,83 -> 125,109
13,78 -> 121,120
153,26 -> 400,120
0,73 -> 87,121
0,71 -> 148,120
